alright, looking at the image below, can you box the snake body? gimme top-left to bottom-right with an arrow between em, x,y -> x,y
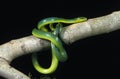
32,17 -> 87,74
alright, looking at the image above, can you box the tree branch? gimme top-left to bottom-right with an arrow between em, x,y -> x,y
60,11 -> 120,44
0,11 -> 120,79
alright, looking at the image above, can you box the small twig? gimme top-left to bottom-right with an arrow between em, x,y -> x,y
0,11 -> 120,79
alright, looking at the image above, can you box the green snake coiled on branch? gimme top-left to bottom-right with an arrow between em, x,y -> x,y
32,17 -> 87,74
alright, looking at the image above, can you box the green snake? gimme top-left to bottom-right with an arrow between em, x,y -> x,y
32,17 -> 87,74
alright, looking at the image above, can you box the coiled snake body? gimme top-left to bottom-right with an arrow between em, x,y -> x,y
32,17 -> 87,74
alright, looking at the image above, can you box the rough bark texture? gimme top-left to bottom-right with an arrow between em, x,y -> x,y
0,11 -> 120,79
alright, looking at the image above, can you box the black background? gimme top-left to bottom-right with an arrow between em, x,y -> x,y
0,0 -> 120,79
